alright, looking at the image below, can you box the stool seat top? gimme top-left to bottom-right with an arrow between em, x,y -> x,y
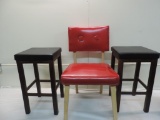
14,47 -> 61,61
111,46 -> 160,59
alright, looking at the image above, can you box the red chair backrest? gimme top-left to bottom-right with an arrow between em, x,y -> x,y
68,26 -> 109,52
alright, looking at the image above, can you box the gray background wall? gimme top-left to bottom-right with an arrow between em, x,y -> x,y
0,0 -> 160,89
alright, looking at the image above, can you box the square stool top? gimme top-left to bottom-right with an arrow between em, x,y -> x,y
111,46 -> 160,59
14,47 -> 61,61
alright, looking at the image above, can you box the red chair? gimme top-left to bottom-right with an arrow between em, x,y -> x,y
61,26 -> 119,120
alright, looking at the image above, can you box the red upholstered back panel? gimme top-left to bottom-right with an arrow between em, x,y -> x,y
68,26 -> 109,52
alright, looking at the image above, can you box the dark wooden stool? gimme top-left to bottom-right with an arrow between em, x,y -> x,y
14,47 -> 64,115
111,46 -> 159,113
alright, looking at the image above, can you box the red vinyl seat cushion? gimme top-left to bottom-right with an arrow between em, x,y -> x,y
61,63 -> 119,86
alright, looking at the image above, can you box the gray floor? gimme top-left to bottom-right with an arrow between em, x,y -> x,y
0,88 -> 160,120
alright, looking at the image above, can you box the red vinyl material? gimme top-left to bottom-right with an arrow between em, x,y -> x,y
68,26 -> 109,52
61,63 -> 119,86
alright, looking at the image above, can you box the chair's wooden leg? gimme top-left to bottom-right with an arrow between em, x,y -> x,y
111,86 -> 118,120
100,85 -> 103,94
75,85 -> 78,93
64,86 -> 70,120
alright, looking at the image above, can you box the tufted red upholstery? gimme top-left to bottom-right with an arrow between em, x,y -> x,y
61,63 -> 119,86
68,26 -> 109,52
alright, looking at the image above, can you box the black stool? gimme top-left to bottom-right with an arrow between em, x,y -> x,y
111,46 -> 159,112
14,47 -> 64,115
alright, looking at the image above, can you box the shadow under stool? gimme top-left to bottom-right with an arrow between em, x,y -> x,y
14,47 -> 64,115
110,46 -> 159,112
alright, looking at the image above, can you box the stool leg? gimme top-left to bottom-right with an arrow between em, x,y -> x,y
58,55 -> 64,97
16,61 -> 30,114
117,60 -> 124,112
144,60 -> 158,112
75,85 -> 78,93
100,85 -> 103,94
132,62 -> 141,96
109,87 -> 111,96
64,86 -> 70,120
109,53 -> 116,96
49,61 -> 59,115
111,86 -> 118,120
33,63 -> 41,97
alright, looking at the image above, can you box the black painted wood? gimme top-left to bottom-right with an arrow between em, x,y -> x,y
57,54 -> 64,97
144,60 -> 158,112
33,63 -> 41,97
117,60 -> 124,112
16,61 -> 30,114
14,47 -> 64,115
49,61 -> 59,115
132,62 -> 141,96
111,46 -> 159,113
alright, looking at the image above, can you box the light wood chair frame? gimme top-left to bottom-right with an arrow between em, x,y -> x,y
64,85 -> 118,120
73,52 -> 104,94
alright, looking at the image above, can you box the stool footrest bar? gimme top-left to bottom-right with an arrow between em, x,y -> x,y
121,91 -> 146,95
40,80 -> 59,82
27,80 -> 36,91
138,79 -> 147,89
27,93 -> 53,96
122,79 -> 134,81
